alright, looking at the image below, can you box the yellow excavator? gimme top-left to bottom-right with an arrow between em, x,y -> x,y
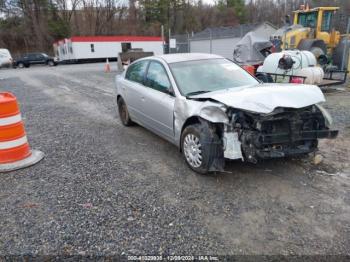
281,5 -> 349,69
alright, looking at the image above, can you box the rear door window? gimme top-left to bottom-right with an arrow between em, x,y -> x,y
145,61 -> 171,93
35,54 -> 44,60
27,54 -> 36,60
125,60 -> 149,85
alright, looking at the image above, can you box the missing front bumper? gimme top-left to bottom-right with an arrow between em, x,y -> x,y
240,129 -> 338,162
259,129 -> 339,145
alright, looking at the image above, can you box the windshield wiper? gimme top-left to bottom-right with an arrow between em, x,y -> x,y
185,90 -> 210,97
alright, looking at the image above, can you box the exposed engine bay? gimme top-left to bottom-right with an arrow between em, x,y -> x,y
223,105 -> 338,164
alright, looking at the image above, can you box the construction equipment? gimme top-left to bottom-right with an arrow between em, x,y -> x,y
280,5 -> 349,69
0,92 -> 44,172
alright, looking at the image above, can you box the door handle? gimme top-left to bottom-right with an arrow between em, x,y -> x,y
141,96 -> 145,101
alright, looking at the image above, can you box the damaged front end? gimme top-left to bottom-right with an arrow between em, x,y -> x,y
225,105 -> 338,164
175,87 -> 338,172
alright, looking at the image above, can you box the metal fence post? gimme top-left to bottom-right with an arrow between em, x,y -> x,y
169,28 -> 171,54
161,25 -> 165,54
187,32 -> 190,53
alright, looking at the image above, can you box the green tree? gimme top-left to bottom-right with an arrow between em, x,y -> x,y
218,0 -> 245,23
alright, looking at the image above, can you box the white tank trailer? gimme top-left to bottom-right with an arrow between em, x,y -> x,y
257,50 -> 324,85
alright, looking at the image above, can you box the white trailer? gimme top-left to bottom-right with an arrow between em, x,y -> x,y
53,36 -> 163,62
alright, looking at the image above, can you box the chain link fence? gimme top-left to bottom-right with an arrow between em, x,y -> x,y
334,13 -> 350,34
163,34 -> 190,54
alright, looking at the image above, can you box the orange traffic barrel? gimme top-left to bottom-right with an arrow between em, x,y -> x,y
0,92 -> 44,172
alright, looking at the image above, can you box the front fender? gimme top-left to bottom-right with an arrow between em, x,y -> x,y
174,97 -> 229,146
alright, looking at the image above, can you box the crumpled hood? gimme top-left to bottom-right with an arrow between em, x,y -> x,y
189,83 -> 325,114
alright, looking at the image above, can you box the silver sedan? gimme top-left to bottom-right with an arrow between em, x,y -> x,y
115,53 -> 337,174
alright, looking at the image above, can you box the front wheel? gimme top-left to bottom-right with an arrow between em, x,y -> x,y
48,60 -> 55,66
117,97 -> 133,126
17,62 -> 25,68
181,123 -> 223,174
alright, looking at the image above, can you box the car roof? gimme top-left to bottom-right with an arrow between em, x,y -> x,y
155,53 -> 224,64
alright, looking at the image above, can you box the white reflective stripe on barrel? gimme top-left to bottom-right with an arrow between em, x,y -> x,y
0,136 -> 27,150
0,114 -> 22,126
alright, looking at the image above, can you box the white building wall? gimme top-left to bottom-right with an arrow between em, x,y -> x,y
72,42 -> 121,59
189,23 -> 276,60
211,38 -> 240,59
190,37 -> 240,60
190,40 -> 211,54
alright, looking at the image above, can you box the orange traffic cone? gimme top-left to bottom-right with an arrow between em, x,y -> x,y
105,58 -> 111,73
0,92 -> 44,172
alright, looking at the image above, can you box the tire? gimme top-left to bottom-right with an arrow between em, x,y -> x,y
48,60 -> 55,66
117,97 -> 133,126
297,39 -> 328,64
181,123 -> 224,174
17,62 -> 24,68
310,47 -> 328,65
297,39 -> 327,54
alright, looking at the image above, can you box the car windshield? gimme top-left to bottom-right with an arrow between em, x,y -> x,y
169,58 -> 259,96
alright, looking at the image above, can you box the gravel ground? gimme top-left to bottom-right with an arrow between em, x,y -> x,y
0,63 -> 350,256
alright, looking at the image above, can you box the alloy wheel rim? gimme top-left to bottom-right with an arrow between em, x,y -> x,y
184,133 -> 202,168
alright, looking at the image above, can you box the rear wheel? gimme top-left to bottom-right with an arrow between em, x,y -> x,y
117,97 -> 133,126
